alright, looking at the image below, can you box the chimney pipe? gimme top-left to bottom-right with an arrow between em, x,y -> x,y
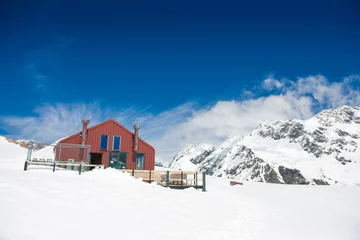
133,124 -> 140,152
81,119 -> 90,145
132,124 -> 140,170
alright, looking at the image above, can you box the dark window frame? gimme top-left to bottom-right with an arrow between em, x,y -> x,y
135,153 -> 145,170
100,135 -> 108,150
112,136 -> 121,151
108,151 -> 128,169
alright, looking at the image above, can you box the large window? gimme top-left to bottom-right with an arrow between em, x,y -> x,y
109,152 -> 127,169
136,153 -> 145,170
113,136 -> 121,151
100,135 -> 108,150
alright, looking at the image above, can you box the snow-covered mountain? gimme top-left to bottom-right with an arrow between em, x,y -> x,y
16,139 -> 47,150
0,137 -> 47,150
169,144 -> 215,171
169,105 -> 360,186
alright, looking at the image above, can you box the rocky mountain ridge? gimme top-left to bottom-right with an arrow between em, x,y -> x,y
16,139 -> 47,150
4,137 -> 46,150
169,105 -> 360,186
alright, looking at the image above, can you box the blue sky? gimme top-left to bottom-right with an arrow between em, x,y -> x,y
1,0 -> 360,160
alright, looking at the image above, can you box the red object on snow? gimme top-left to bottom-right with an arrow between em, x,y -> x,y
230,180 -> 243,186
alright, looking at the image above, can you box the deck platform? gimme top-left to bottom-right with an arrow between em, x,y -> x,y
118,169 -> 206,191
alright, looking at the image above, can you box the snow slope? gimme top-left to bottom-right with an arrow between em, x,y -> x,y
0,135 -> 56,162
169,105 -> 360,186
1,152 -> 360,240
0,136 -> 28,170
31,144 -> 56,160
29,137 -> 68,161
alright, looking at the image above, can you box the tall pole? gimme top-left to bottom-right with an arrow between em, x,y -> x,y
132,124 -> 140,170
81,119 -> 90,145
26,141 -> 33,161
80,119 -> 90,164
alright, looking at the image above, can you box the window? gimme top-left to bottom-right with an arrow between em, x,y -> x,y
113,136 -> 121,151
136,153 -> 145,170
109,152 -> 127,169
100,135 -> 108,150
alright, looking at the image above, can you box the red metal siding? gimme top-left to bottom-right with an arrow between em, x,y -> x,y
58,120 -> 155,170
55,147 -> 88,162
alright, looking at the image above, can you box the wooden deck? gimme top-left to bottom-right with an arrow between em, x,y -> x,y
118,169 -> 206,191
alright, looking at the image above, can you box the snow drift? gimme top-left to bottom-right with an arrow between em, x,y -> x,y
0,127 -> 360,240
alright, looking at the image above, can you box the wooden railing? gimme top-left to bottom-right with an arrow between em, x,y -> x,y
24,160 -> 104,175
119,169 -> 206,191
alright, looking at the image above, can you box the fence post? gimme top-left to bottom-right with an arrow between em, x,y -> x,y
202,172 -> 206,192
59,143 -> 62,161
26,141 -> 33,161
79,162 -> 82,175
195,172 -> 198,187
132,169 -> 134,176
166,171 -> 170,187
181,171 -> 183,189
24,142 -> 32,171
149,170 -> 152,183
53,162 -> 56,172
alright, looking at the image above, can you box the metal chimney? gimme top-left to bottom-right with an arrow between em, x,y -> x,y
133,124 -> 140,152
81,119 -> 90,145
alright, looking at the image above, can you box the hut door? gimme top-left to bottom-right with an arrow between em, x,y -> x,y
135,153 -> 144,170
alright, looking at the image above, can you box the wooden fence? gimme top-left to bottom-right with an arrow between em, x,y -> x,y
24,160 -> 104,175
23,160 -> 206,191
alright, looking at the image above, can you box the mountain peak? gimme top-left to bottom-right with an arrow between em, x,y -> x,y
315,105 -> 360,126
168,105 -> 360,186
169,143 -> 215,171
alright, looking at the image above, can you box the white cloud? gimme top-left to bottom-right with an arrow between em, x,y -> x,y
1,74 -> 360,163
150,74 -> 360,161
150,94 -> 314,160
263,76 -> 283,90
1,103 -> 108,143
0,102 -> 195,145
240,90 -> 255,99
284,75 -> 360,110
124,102 -> 196,141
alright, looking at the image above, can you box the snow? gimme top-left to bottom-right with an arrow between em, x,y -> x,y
169,143 -> 215,171
31,144 -> 56,160
222,133 -> 360,185
1,136 -> 360,240
0,136 -> 28,170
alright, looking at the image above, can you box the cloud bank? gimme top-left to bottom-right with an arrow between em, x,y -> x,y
1,74 -> 359,162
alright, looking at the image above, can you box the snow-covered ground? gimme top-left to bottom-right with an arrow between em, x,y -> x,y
1,136 -> 360,240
